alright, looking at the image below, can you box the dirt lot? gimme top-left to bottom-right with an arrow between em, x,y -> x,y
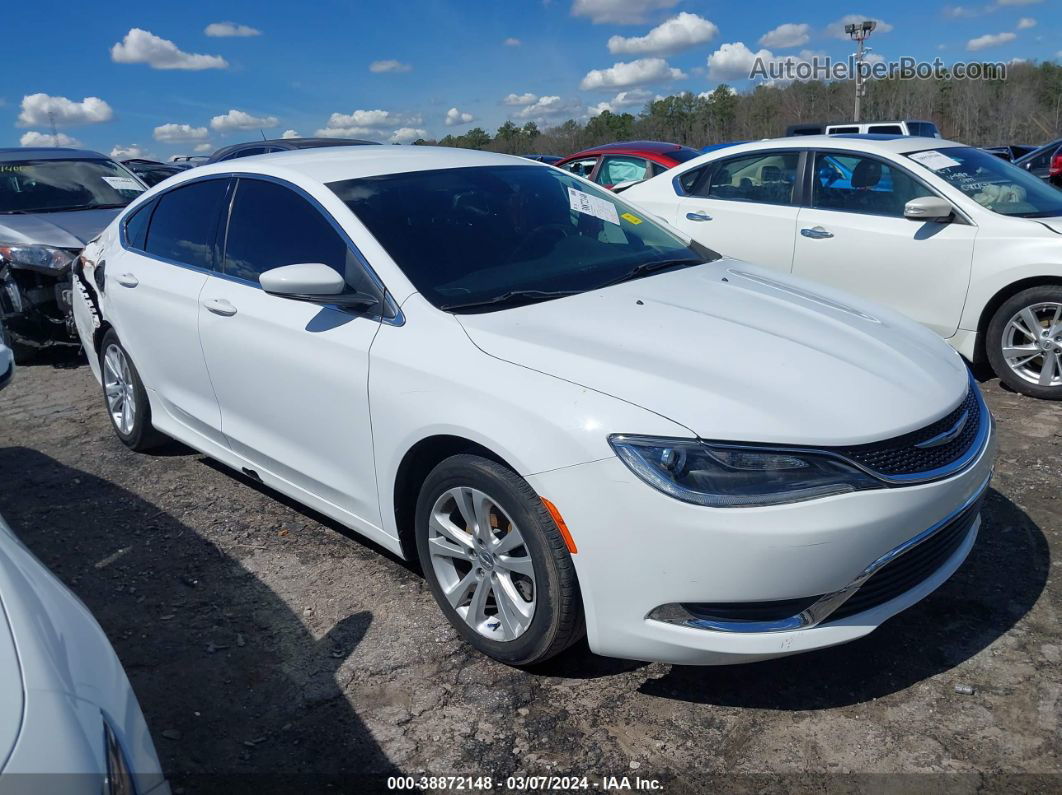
0,351 -> 1059,794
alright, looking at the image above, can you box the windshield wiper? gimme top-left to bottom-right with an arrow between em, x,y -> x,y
440,289 -> 581,313
599,257 -> 705,289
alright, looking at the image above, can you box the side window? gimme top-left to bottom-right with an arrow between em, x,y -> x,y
868,125 -> 904,135
563,158 -> 599,178
123,200 -> 154,250
595,156 -> 649,187
144,179 -> 228,268
811,153 -> 933,217
828,126 -> 859,134
702,152 -> 799,205
677,166 -> 705,194
223,179 -> 374,294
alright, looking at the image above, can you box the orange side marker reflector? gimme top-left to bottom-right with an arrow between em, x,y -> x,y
541,497 -> 577,554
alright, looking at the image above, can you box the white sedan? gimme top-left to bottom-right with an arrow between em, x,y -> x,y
72,146 -> 994,666
621,135 -> 1062,400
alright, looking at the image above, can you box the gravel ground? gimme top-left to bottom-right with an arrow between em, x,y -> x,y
0,351 -> 1059,794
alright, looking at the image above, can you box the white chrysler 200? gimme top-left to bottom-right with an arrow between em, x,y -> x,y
72,147 -> 995,666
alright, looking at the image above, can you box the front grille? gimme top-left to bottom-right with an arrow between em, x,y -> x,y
829,385 -> 982,477
824,495 -> 983,624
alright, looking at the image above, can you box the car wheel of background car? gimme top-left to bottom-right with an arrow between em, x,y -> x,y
99,329 -> 168,450
987,285 -> 1062,400
415,454 -> 584,666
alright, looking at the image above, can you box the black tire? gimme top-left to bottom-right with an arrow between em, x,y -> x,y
415,454 -> 584,666
99,329 -> 168,451
986,285 -> 1062,400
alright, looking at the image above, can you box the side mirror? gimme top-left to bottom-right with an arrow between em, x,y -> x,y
904,196 -> 954,222
260,263 -> 378,311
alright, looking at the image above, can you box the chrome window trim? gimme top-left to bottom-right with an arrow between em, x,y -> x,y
648,470 -> 992,634
116,171 -> 404,326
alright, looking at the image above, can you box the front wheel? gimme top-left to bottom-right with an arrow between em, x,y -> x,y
415,454 -> 584,666
99,330 -> 167,450
986,286 -> 1062,400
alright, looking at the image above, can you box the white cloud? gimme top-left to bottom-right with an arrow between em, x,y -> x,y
607,12 -> 718,56
571,0 -> 678,24
996,0 -> 1041,5
580,57 -> 686,90
111,28 -> 228,70
153,123 -> 209,142
391,127 -> 428,143
316,109 -> 421,141
204,21 -> 261,37
369,59 -> 412,73
967,31 -> 1017,50
193,142 -> 214,152
110,145 -> 148,159
445,107 -> 475,126
504,37 -> 522,46
759,23 -> 811,49
588,88 -> 652,115
503,92 -> 539,106
281,129 -> 300,139
515,96 -> 582,119
707,42 -> 772,80
824,15 -> 894,40
19,131 -> 81,147
17,93 -> 113,127
1016,16 -> 1037,28
210,109 -> 279,133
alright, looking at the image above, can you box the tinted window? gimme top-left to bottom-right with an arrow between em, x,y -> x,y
703,152 -> 799,205
329,165 -> 717,312
562,158 -> 598,178
124,200 -> 153,250
828,126 -> 859,134
669,147 -> 703,163
144,179 -> 228,268
595,156 -> 649,186
868,125 -> 904,134
813,153 -> 932,217
220,146 -> 269,161
907,122 -> 939,137
223,179 -> 374,292
678,166 -> 705,194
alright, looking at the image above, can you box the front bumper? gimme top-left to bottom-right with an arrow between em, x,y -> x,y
527,419 -> 996,665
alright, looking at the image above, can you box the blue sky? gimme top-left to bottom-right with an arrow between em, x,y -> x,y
2,0 -> 1058,159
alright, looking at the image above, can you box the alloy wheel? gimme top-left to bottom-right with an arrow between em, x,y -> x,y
103,344 -> 137,435
1001,302 -> 1062,388
427,486 -> 537,642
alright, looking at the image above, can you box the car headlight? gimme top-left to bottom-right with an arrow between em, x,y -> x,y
0,243 -> 75,273
102,717 -> 137,795
608,434 -> 881,507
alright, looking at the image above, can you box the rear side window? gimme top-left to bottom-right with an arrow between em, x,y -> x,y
677,166 -> 705,194
703,152 -> 799,205
144,179 -> 228,269
123,200 -> 153,250
907,122 -> 939,137
562,158 -> 598,178
868,125 -> 904,135
222,179 -> 374,292
828,126 -> 859,134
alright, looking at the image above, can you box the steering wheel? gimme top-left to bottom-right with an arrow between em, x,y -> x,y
509,223 -> 573,259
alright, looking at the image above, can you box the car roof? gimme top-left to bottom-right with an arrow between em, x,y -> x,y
567,140 -> 692,158
1015,138 -> 1062,164
171,145 -> 542,185
0,147 -> 111,162
707,135 -> 966,156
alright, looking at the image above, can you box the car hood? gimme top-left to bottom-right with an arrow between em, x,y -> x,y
456,260 -> 969,447
0,208 -> 122,249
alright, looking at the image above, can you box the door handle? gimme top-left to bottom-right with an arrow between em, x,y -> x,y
685,211 -> 713,221
203,298 -> 237,317
116,273 -> 139,288
800,226 -> 834,239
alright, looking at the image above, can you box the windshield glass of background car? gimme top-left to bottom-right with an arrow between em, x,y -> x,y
906,147 -> 1062,218
328,165 -> 715,310
0,159 -> 145,213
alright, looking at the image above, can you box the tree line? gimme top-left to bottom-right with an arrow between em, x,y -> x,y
413,61 -> 1062,156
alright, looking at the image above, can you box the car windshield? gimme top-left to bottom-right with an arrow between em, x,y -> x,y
906,146 -> 1062,218
329,165 -> 717,312
0,158 -> 145,214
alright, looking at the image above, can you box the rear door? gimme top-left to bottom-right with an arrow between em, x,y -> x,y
106,178 -> 229,443
672,150 -> 803,269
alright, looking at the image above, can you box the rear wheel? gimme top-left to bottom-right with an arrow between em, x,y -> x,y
415,454 -> 583,666
986,286 -> 1062,400
99,330 -> 167,451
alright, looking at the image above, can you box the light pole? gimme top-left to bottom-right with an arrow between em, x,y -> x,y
845,20 -> 877,122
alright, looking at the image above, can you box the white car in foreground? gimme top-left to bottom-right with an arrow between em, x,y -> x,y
72,147 -> 994,666
621,135 -> 1062,400
0,344 -> 167,793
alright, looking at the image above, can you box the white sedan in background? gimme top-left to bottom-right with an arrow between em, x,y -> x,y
621,135 -> 1062,400
73,146 -> 993,666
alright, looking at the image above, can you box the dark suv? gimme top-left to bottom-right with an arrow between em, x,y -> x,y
1014,138 -> 1062,189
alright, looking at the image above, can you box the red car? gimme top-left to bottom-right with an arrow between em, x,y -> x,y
554,140 -> 702,189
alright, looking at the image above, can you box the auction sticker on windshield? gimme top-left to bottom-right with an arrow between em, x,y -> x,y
102,176 -> 144,191
567,187 -> 620,225
909,150 -> 962,171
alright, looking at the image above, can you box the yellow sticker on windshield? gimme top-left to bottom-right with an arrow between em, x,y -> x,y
621,212 -> 643,225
